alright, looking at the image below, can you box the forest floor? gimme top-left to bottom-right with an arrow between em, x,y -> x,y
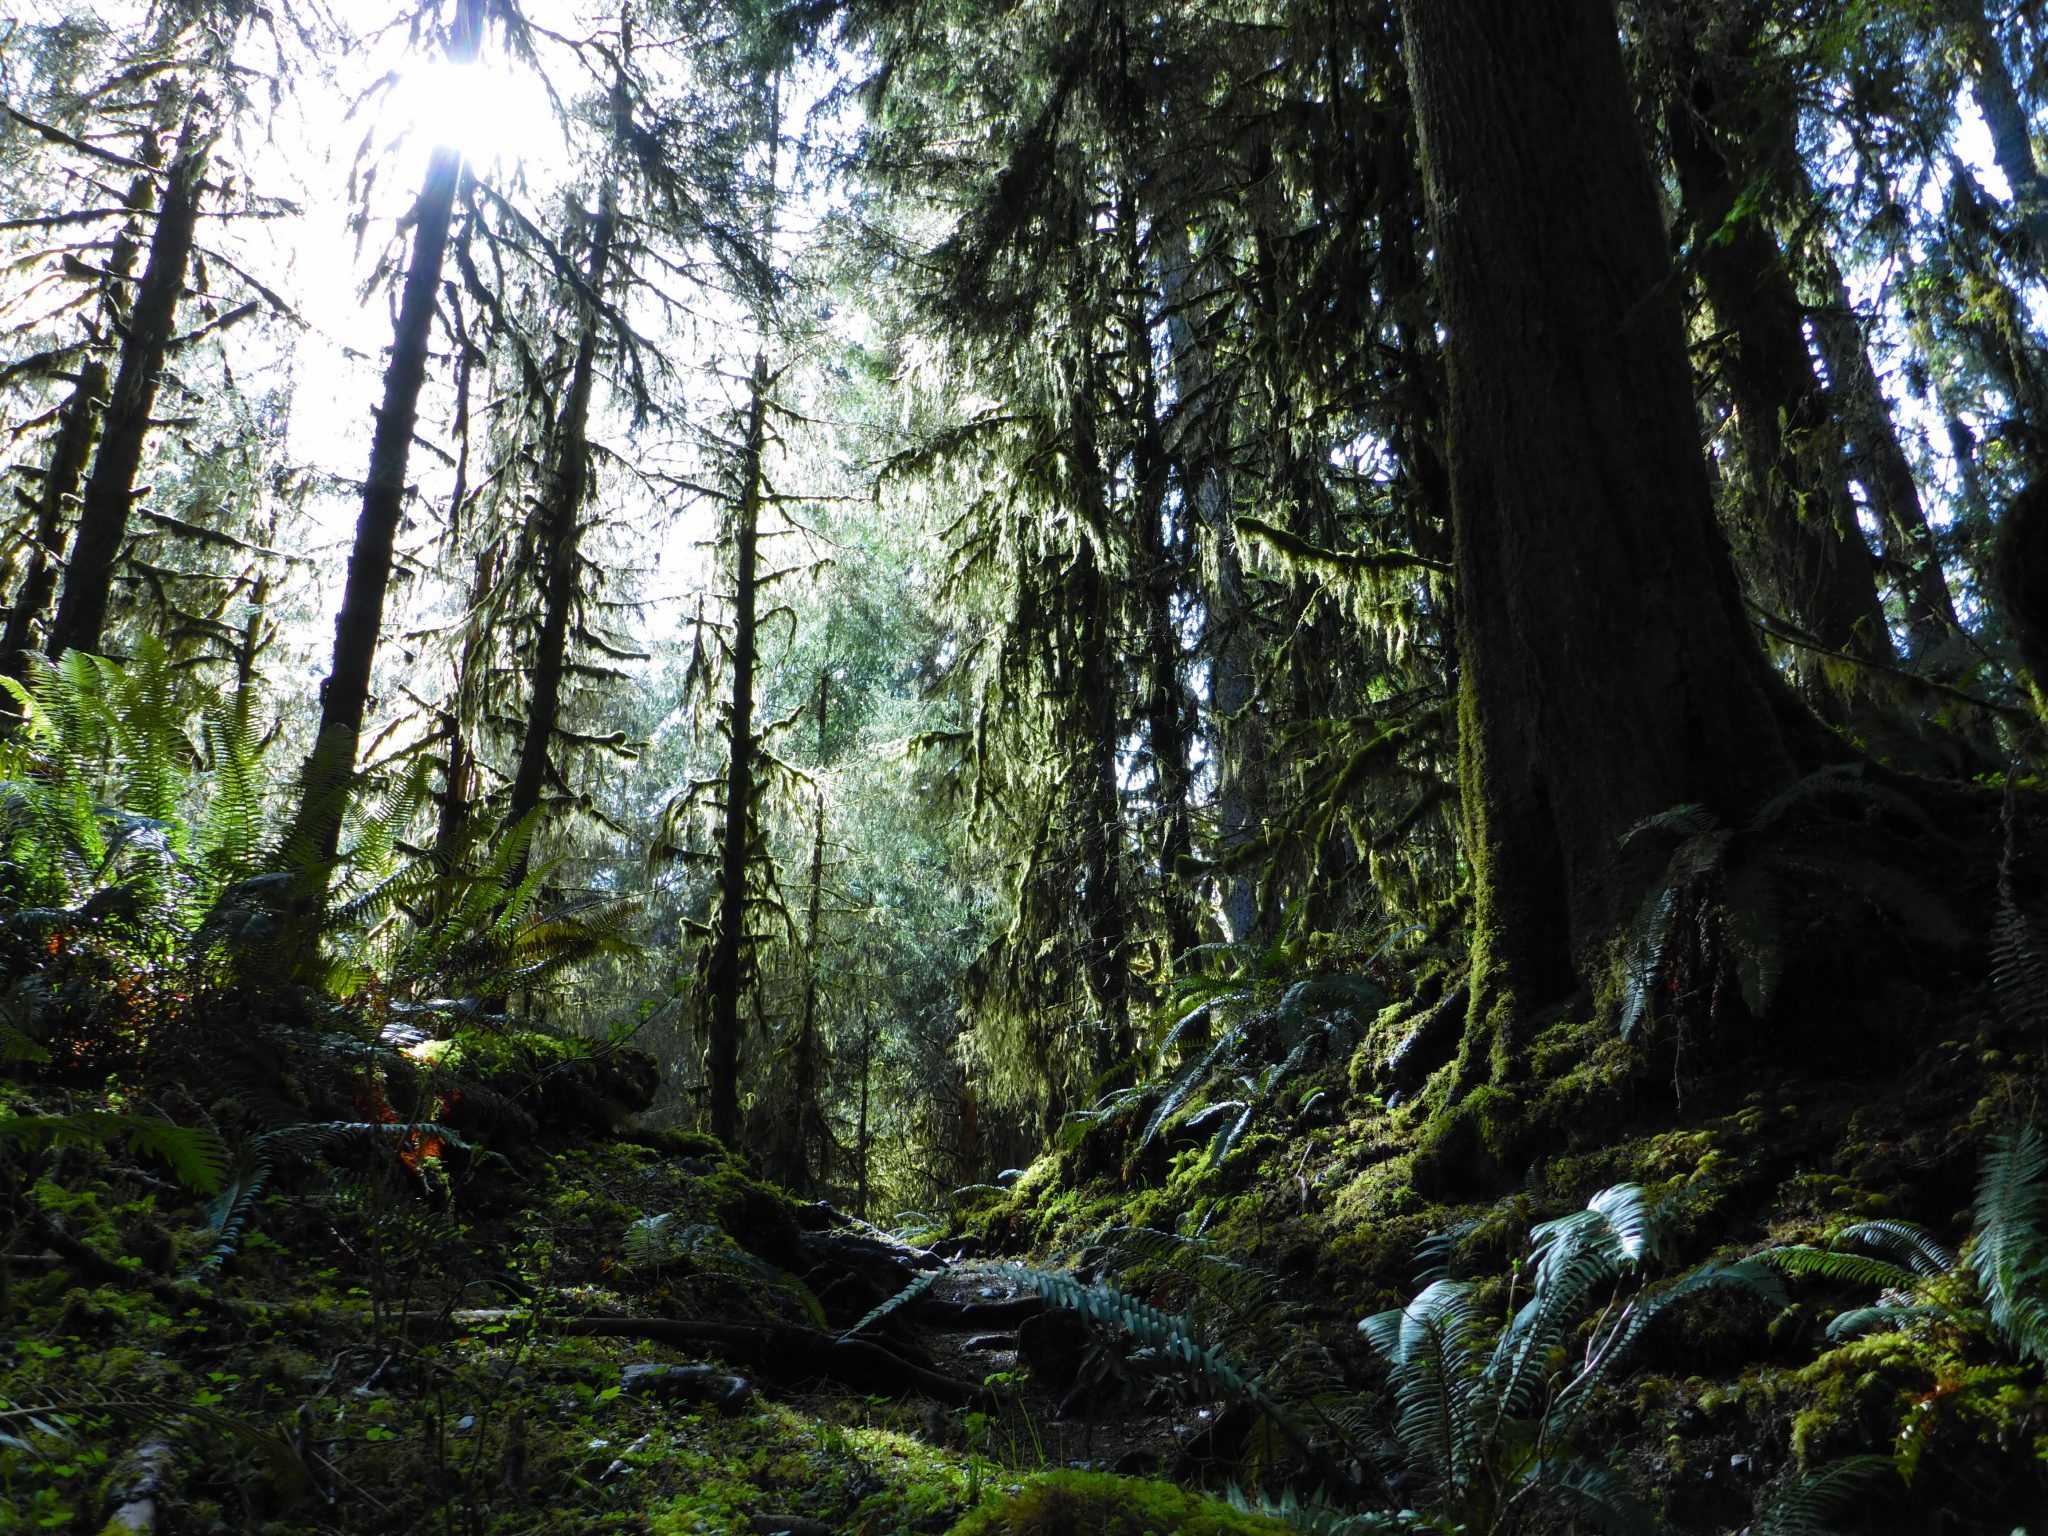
4,969 -> 2046,1535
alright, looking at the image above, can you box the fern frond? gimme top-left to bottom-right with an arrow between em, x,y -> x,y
1970,1123 -> 2048,1363
841,1267 -> 946,1339
1826,1221 -> 1950,1279
1758,1246 -> 1921,1290
0,1112 -> 225,1195
1530,1458 -> 1654,1536
1755,1455 -> 1894,1536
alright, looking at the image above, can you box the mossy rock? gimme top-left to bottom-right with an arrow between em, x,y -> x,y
948,1472 -> 1292,1536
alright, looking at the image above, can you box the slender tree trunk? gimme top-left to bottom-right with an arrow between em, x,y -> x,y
2,360 -> 106,685
45,120 -> 209,661
434,545 -> 497,875
1945,0 -> 2048,271
1802,247 -> 1962,667
504,189 -> 616,844
1125,267 -> 1199,968
1067,367 -> 1133,1075
1664,73 -> 1895,714
705,349 -> 771,1147
855,1013 -> 873,1219
790,672 -> 831,1192
1400,0 -> 1833,1078
288,0 -> 482,868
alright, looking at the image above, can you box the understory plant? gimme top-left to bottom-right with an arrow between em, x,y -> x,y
1358,1183 -> 1781,1534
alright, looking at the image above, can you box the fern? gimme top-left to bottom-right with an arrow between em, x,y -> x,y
1969,1123 -> 2048,1364
1362,1185 -> 1777,1531
1754,1455 -> 1894,1536
1762,1123 -> 2048,1367
841,1267 -> 946,1339
1617,770 -> 1954,1041
0,1112 -> 225,1195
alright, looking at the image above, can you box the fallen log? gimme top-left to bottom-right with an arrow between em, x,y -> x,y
443,1311 -> 992,1410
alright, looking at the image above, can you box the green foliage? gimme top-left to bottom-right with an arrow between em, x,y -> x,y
1764,1123 -> 2048,1362
947,1470 -> 1295,1536
0,1109 -> 225,1194
1971,1123 -> 2048,1365
1113,965 -> 1387,1172
1359,1183 -> 1781,1534
1618,767 -> 1957,1039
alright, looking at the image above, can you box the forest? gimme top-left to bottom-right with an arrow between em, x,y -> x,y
1,0 -> 2046,1530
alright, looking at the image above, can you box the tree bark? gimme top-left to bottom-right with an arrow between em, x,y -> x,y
504,189 -> 616,844
288,0 -> 483,868
705,349 -> 771,1147
1126,264 -> 1200,968
788,672 -> 831,1193
1,360 -> 105,685
1663,70 -> 1895,715
1399,0 -> 1832,1076
1066,368 -> 1133,1075
44,120 -> 208,662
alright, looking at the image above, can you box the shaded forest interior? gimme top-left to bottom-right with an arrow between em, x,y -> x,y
3,0 -> 2048,1532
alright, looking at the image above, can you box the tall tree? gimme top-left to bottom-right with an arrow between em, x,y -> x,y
502,182 -> 618,844
287,0 -> 484,869
703,347 -> 773,1145
1398,0 -> 1837,1080
44,105 -> 212,660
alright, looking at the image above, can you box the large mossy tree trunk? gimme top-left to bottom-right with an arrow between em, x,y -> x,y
1066,364 -> 1134,1078
704,349 -> 772,1149
288,0 -> 482,870
504,189 -> 617,846
1399,0 -> 1835,1083
44,121 -> 209,662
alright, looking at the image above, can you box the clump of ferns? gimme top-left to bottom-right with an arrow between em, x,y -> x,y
1752,1124 -> 2048,1503
1617,765 -> 1960,1044
1359,1183 -> 1783,1534
1762,1121 -> 2048,1369
1081,945 -> 1398,1175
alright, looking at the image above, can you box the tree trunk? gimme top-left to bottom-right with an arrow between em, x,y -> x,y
1,360 -> 106,687
434,544 -> 498,876
1945,0 -> 2048,272
1802,244 -> 1962,668
705,349 -> 771,1148
1663,71 -> 1895,715
1125,267 -> 1200,968
789,672 -> 831,1193
1399,0 -> 1832,1078
44,121 -> 208,662
1066,368 -> 1133,1075
288,0 -> 483,868
504,189 -> 616,844
1158,236 -> 1266,946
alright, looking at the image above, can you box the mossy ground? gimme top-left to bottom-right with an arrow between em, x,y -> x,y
0,1091 -> 1013,1535
962,974 -> 2048,1532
